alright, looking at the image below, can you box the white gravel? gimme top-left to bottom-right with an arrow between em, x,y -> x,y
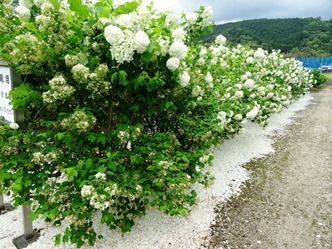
0,94 -> 313,249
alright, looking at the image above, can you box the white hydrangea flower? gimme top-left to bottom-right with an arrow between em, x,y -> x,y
192,85 -> 203,97
133,30 -> 150,54
243,79 -> 255,90
179,71 -> 190,87
172,27 -> 186,42
109,30 -> 135,63
204,72 -> 213,83
266,92 -> 274,99
254,48 -> 266,60
15,5 -> 31,21
81,185 -> 93,197
10,123 -> 20,130
95,172 -> 106,180
215,35 -> 227,45
166,57 -> 180,71
246,57 -> 254,64
210,58 -> 217,65
240,74 -> 248,81
41,2 -> 54,14
71,64 -> 90,81
199,47 -> 207,57
104,25 -> 125,45
201,6 -> 213,20
246,106 -> 259,119
197,58 -> 205,66
234,90 -> 244,99
217,111 -> 227,121
186,12 -> 198,25
114,14 -> 133,28
235,84 -> 242,89
169,42 -> 188,60
233,114 -> 243,121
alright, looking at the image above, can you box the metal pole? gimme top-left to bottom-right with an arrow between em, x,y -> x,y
22,203 -> 34,240
0,194 -> 4,209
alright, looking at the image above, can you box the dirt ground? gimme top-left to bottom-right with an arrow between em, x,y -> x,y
207,82 -> 332,249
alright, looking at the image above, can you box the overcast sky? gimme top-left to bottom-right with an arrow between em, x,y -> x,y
152,0 -> 332,24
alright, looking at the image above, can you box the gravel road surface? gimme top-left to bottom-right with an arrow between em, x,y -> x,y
208,82 -> 332,249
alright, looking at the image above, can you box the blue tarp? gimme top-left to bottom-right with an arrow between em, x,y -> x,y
296,57 -> 332,69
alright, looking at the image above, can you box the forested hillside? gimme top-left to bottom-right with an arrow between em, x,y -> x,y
202,18 -> 332,57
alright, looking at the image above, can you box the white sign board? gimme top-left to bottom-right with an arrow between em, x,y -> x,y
0,62 -> 23,125
0,65 -> 15,123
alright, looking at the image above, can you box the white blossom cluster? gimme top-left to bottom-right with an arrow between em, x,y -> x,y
117,131 -> 130,145
15,5 -> 31,21
246,106 -> 260,120
10,123 -> 20,130
43,75 -> 75,104
61,110 -> 96,133
104,25 -> 150,63
81,182 -> 124,210
31,151 -> 59,165
69,62 -> 111,99
101,2 -> 214,89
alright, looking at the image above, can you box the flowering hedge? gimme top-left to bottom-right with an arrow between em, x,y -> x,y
0,0 -> 314,247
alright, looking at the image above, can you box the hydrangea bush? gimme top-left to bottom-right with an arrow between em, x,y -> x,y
0,0 -> 314,247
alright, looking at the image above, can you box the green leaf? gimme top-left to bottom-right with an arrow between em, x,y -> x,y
92,0 -> 113,18
88,133 -> 97,143
49,0 -> 60,9
141,51 -> 152,63
23,180 -> 32,188
48,209 -> 59,220
68,0 -> 89,17
77,160 -> 84,169
12,183 -> 22,192
113,1 -> 139,15
55,234 -> 61,245
86,158 -> 93,168
133,75 -> 146,89
9,83 -> 40,109
96,134 -> 107,145
55,132 -> 65,141
165,101 -> 173,109
119,70 -> 128,86
28,212 -> 39,220
64,167 -> 78,181
147,77 -> 164,92
111,72 -> 119,83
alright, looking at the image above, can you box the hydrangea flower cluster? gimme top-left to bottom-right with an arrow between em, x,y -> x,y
31,151 -> 59,166
42,75 -> 75,104
60,110 -> 96,133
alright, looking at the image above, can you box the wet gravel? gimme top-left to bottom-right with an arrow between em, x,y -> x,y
207,83 -> 332,249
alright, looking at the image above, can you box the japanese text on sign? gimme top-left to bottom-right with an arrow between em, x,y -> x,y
0,65 -> 14,123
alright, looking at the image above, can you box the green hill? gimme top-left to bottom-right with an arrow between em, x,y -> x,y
202,17 -> 332,57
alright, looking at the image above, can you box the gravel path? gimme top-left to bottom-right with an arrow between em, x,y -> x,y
208,82 -> 332,249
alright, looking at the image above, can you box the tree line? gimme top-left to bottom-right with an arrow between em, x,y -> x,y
201,17 -> 332,57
